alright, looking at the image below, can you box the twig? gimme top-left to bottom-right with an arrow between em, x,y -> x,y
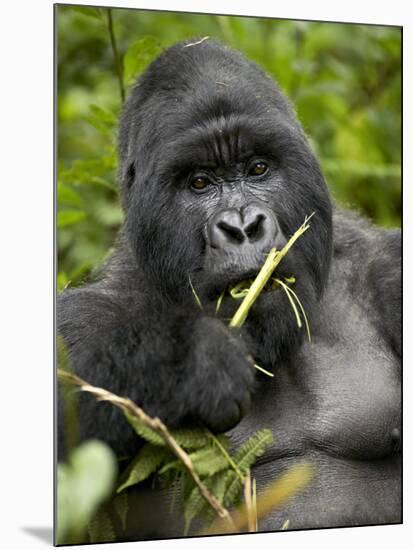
253,363 -> 274,378
189,276 -> 203,310
252,476 -> 258,531
243,470 -> 256,533
184,36 -> 210,48
106,9 -> 125,103
200,461 -> 313,535
57,369 -> 236,530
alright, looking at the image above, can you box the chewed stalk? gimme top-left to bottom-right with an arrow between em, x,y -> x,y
215,290 -> 225,314
229,213 -> 314,329
275,279 -> 311,342
189,276 -> 203,310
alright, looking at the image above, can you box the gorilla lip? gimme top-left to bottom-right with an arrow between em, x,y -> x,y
230,276 -> 286,297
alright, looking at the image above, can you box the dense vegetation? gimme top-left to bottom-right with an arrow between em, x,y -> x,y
57,5 -> 401,290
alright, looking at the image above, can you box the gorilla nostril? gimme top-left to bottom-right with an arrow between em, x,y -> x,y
217,221 -> 245,244
244,214 -> 265,242
208,206 -> 279,249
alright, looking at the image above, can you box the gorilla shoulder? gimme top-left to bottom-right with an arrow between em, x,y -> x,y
332,207 -> 401,357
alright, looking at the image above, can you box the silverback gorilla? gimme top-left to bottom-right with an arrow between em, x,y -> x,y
57,39 -> 401,536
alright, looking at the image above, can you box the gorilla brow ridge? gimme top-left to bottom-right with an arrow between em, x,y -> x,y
159,115 -> 300,179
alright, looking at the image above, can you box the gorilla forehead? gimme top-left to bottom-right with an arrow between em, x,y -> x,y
119,39 -> 301,167
156,112 -> 299,177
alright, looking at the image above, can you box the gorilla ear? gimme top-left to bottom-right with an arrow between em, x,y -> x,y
125,162 -> 136,190
119,161 -> 136,209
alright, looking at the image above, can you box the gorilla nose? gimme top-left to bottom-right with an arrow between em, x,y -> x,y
209,205 -> 278,250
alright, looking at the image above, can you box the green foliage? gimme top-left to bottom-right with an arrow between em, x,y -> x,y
117,443 -> 173,492
112,491 -> 129,531
123,37 -> 162,86
124,411 -> 166,446
117,416 -> 273,535
223,429 -> 273,508
87,509 -> 116,543
160,446 -> 229,477
57,5 -> 401,292
57,440 -> 117,545
172,428 -> 218,449
125,410 -> 219,449
101,395 -> 273,535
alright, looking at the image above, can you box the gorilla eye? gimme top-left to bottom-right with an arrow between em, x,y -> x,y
190,176 -> 209,192
249,161 -> 268,176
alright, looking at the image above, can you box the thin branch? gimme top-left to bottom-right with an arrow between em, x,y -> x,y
243,470 -> 256,533
106,9 -> 125,103
183,36 -> 210,48
57,369 -> 236,530
252,476 -> 258,531
208,431 -> 244,482
200,461 -> 314,535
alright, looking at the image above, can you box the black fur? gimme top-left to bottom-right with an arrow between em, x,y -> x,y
57,39 -> 401,535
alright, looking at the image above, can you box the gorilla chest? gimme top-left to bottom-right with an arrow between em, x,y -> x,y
297,335 -> 400,459
233,325 -> 400,461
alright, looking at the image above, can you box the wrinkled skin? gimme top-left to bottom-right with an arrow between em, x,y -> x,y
57,40 -> 401,538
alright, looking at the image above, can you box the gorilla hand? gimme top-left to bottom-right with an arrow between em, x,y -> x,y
185,317 -> 255,432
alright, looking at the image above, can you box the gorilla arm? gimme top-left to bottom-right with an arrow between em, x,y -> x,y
57,287 -> 255,458
367,229 -> 401,358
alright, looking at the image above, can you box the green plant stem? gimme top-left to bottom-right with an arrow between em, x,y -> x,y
229,213 -> 314,329
106,9 -> 125,103
208,432 -> 244,482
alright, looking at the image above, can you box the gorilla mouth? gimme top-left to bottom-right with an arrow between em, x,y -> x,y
207,259 -> 294,298
228,275 -> 287,298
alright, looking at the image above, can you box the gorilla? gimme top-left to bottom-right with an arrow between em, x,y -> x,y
57,38 -> 401,536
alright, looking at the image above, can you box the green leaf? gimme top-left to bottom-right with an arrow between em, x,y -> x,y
183,470 -> 229,535
184,483 -> 208,535
172,447 -> 229,477
171,428 -> 215,450
87,509 -> 116,543
85,104 -> 118,134
180,471 -> 194,503
57,335 -> 71,372
233,429 -> 273,471
123,37 -> 162,85
123,413 -> 216,450
57,272 -> 70,292
159,446 -> 228,477
71,6 -> 103,20
58,184 -> 82,207
123,411 -> 166,446
89,104 -> 117,125
221,470 -> 241,508
89,176 -> 118,192
57,440 -> 117,544
58,210 -> 87,228
117,444 -> 172,493
93,199 -> 123,227
223,429 -> 273,508
112,492 -> 129,531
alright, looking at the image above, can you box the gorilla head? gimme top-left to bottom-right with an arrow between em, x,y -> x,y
118,39 -> 333,361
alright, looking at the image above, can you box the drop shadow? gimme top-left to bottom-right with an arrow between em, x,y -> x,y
21,527 -> 53,545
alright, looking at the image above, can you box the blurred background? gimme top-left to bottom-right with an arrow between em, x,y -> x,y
57,4 -> 401,291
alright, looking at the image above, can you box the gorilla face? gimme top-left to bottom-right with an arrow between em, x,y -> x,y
120,40 -> 333,358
